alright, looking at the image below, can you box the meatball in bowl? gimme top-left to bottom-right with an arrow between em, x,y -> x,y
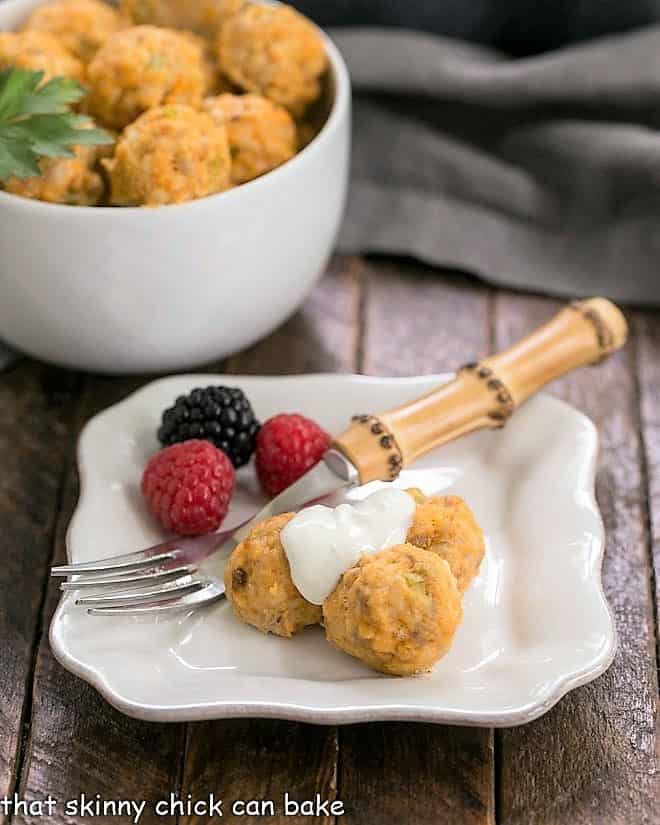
0,0 -> 350,373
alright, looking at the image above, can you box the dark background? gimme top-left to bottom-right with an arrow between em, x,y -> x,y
293,0 -> 660,54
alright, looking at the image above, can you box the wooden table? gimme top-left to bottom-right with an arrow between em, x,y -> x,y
1,256 -> 658,825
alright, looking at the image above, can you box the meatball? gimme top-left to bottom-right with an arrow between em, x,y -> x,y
0,30 -> 84,82
103,104 -> 230,206
4,143 -> 106,205
86,25 -> 206,129
179,31 -> 222,95
120,0 -> 243,37
323,544 -> 462,676
203,93 -> 296,184
224,513 -> 322,638
406,494 -> 485,594
22,0 -> 122,63
218,4 -> 327,116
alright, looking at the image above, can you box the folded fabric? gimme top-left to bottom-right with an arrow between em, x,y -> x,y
296,0 -> 660,54
330,27 -> 660,305
0,342 -> 18,371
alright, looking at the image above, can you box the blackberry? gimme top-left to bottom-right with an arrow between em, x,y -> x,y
157,386 -> 260,468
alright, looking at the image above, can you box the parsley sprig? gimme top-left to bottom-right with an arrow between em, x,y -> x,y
0,68 -> 112,183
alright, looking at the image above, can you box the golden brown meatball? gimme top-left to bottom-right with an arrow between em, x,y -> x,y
22,0 -> 123,63
4,143 -> 106,205
120,0 -> 243,37
85,25 -> 206,129
224,513 -> 322,638
203,93 -> 296,184
218,4 -> 327,116
177,31 -> 223,95
406,494 -> 485,594
323,544 -> 462,676
103,104 -> 230,206
0,30 -> 84,82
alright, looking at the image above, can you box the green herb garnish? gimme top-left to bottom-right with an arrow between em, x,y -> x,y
0,68 -> 113,183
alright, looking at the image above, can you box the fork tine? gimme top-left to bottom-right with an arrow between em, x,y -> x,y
51,544 -> 179,576
51,524 -> 242,578
86,580 -> 225,616
75,575 -> 203,608
60,564 -> 195,591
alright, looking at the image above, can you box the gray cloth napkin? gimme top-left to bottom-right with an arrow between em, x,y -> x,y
331,26 -> 660,305
0,342 -> 18,370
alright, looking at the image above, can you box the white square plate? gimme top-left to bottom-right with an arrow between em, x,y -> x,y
50,374 -> 615,726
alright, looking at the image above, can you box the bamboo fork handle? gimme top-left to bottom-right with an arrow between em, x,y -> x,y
333,298 -> 628,484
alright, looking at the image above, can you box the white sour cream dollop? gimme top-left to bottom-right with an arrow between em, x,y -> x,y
280,488 -> 416,605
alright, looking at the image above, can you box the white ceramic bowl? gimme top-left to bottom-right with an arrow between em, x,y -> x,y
0,0 -> 350,373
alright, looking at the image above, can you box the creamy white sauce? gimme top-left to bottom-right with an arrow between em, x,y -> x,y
280,488 -> 415,605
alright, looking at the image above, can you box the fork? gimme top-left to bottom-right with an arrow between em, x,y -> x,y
52,449 -> 358,615
52,297 -> 628,617
52,529 -> 242,616
51,522 -> 241,616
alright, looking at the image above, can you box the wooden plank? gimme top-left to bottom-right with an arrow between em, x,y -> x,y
361,262 -> 491,377
634,310 -> 660,642
494,295 -> 659,825
12,376 -> 185,825
180,720 -> 339,824
339,259 -> 495,825
0,364 -> 83,825
180,260 -> 362,825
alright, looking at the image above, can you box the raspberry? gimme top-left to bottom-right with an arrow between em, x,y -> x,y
255,413 -> 331,497
141,439 -> 235,536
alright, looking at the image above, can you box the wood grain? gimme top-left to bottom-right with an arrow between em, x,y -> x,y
12,377 -> 185,825
179,261 -> 361,825
339,259 -> 495,825
0,364 -> 82,825
180,721 -> 339,825
634,310 -> 660,644
360,261 -> 491,377
494,294 -> 659,825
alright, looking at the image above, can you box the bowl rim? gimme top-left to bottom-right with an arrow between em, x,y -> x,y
0,0 -> 351,217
